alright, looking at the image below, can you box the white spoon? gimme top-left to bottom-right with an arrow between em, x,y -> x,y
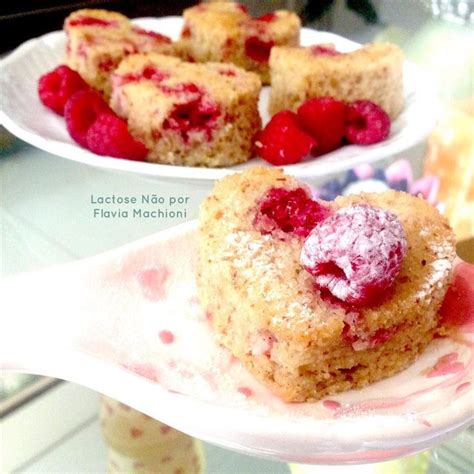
1,221 -> 472,464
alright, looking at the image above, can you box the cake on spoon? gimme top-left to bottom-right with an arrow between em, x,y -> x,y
197,168 -> 456,402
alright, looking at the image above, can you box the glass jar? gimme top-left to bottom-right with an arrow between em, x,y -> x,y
100,396 -> 205,473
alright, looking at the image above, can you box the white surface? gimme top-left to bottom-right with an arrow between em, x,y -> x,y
0,17 -> 438,184
0,146 -> 208,270
1,382 -> 101,472
19,417 -> 107,474
17,408 -> 290,474
1,221 -> 472,465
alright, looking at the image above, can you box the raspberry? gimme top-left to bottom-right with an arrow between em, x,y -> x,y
254,111 -> 316,165
301,204 -> 407,306
297,97 -> 346,155
236,3 -> 249,13
244,36 -> 274,63
98,57 -> 119,72
163,87 -> 220,143
64,90 -> 111,147
439,262 -> 474,329
86,114 -> 148,161
217,67 -> 237,77
67,16 -> 116,27
181,23 -> 192,38
132,26 -> 172,43
38,65 -> 89,115
255,187 -> 331,237
114,67 -> 169,88
342,318 -> 400,351
310,45 -> 341,56
256,13 -> 277,22
345,100 -> 391,145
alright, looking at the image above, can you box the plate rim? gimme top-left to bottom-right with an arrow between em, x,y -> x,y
0,17 -> 438,183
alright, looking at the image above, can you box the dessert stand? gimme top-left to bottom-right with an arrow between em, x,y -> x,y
0,17 -> 437,184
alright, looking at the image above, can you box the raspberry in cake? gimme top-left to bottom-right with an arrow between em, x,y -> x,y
110,53 -> 262,167
197,167 -> 456,402
65,9 -> 175,98
178,2 -> 300,84
269,43 -> 404,119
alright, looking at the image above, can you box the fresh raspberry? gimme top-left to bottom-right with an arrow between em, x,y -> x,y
345,100 -> 391,145
301,204 -> 407,306
38,65 -> 89,115
310,45 -> 341,56
255,187 -> 331,237
297,97 -> 346,155
256,12 -> 277,22
64,90 -> 112,147
244,36 -> 274,63
86,114 -> 148,161
254,111 -> 316,165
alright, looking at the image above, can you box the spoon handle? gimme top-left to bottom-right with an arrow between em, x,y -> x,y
0,220 -> 198,375
0,263 -> 82,373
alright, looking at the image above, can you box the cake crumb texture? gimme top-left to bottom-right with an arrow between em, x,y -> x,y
65,9 -> 176,97
197,168 -> 456,401
269,43 -> 404,119
179,2 -> 300,84
110,54 -> 262,167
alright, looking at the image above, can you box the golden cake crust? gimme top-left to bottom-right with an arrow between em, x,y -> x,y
64,9 -> 175,97
178,2 -> 300,84
197,168 -> 456,401
110,53 -> 262,167
269,43 -> 404,119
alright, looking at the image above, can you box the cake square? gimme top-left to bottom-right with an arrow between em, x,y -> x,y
65,9 -> 175,98
110,54 -> 262,167
269,43 -> 405,119
179,2 -> 301,84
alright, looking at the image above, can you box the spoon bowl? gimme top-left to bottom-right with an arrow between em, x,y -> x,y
1,221 -> 472,464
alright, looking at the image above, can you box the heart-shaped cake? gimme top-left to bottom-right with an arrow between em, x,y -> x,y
197,168 -> 456,402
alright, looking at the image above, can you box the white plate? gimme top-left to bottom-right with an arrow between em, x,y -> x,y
1,221 -> 472,464
0,17 -> 437,183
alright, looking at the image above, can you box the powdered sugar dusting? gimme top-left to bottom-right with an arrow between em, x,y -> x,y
222,231 -> 315,326
415,232 -> 454,303
301,204 -> 407,305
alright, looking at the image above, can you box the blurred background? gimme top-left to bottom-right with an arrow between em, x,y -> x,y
1,0 -> 473,472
